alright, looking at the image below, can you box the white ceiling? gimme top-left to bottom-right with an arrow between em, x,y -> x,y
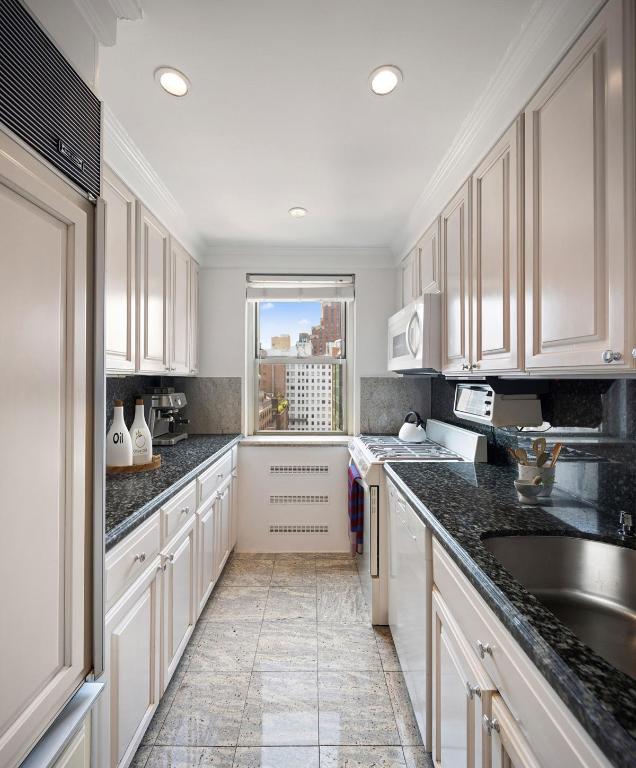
97,1 -> 560,257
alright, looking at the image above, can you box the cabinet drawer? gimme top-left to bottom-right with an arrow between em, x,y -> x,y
105,513 -> 160,609
432,539 -> 610,768
198,452 -> 232,505
161,481 -> 197,546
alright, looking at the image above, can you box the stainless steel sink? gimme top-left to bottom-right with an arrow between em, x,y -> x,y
482,535 -> 636,679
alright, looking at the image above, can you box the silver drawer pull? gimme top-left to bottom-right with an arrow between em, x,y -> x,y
477,640 -> 493,659
181,506 -> 190,515
133,552 -> 146,563
483,715 -> 500,734
466,682 -> 481,699
217,473 -> 224,479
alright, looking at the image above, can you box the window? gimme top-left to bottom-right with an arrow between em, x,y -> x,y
247,275 -> 353,434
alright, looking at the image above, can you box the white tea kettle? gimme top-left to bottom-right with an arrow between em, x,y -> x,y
398,411 -> 427,443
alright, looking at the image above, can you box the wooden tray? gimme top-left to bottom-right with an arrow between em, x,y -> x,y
107,455 -> 161,475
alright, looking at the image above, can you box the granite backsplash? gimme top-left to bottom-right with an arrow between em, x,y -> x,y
428,377 -> 636,513
106,375 -> 242,434
359,376 -> 431,434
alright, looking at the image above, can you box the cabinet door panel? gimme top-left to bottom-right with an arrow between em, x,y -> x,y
442,181 -> 471,373
162,521 -> 196,691
101,563 -> 161,768
197,500 -> 216,617
170,239 -> 191,374
0,139 -> 88,768
524,0 -> 630,371
104,168 -> 136,372
190,259 -> 200,374
433,590 -> 494,768
472,120 -> 522,373
488,695 -> 540,768
401,249 -> 419,307
138,203 -> 169,373
419,218 -> 442,294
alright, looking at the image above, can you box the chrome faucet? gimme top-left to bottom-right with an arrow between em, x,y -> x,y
618,511 -> 634,537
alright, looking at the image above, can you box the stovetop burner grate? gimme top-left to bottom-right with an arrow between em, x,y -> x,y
358,435 -> 462,462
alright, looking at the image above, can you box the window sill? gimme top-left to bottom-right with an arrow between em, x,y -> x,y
240,434 -> 352,447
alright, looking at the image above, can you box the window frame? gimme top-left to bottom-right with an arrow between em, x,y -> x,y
246,296 -> 353,436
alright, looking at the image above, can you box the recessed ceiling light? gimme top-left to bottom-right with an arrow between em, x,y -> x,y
155,67 -> 190,97
369,65 -> 402,95
288,207 -> 308,218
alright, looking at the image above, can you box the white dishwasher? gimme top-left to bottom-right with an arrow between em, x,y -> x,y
387,478 -> 432,750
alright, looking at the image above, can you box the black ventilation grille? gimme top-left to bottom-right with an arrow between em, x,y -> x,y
0,0 -> 101,197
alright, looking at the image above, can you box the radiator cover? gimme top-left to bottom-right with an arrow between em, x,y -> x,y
0,0 -> 101,197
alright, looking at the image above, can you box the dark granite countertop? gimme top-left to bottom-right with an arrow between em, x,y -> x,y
385,461 -> 636,768
106,434 -> 241,550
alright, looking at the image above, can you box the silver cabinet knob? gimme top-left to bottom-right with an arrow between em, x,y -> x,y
483,715 -> 500,734
466,682 -> 481,699
471,362 -> 480,370
181,506 -> 190,515
134,552 -> 146,563
602,349 -> 622,363
632,348 -> 636,360
476,640 -> 493,659
168,553 -> 175,562
462,363 -> 470,371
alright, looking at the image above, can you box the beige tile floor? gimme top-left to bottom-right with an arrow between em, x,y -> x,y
132,553 -> 433,768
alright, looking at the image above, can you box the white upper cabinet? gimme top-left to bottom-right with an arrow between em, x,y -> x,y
190,258 -> 200,375
104,168 -> 136,373
137,202 -> 170,373
400,247 -> 420,307
418,218 -> 442,294
472,119 -> 523,374
441,180 -> 471,374
169,238 -> 191,375
524,0 -> 634,372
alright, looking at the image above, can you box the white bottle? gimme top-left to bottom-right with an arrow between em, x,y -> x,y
107,400 -> 133,467
130,398 -> 153,465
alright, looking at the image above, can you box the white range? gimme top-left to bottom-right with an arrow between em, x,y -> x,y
348,419 -> 487,623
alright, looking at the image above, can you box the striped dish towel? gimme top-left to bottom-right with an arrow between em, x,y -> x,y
348,463 -> 364,554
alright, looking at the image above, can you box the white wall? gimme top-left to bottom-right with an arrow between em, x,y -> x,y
24,0 -> 99,88
198,263 -> 398,433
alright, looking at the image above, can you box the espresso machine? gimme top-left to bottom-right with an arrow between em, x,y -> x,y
142,387 -> 190,446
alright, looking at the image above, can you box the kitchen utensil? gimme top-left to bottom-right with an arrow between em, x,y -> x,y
514,448 -> 529,465
536,452 -> 550,467
398,411 -> 427,443
550,443 -> 563,467
532,437 -> 547,456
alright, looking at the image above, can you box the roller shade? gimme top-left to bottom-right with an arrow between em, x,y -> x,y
246,274 -> 355,301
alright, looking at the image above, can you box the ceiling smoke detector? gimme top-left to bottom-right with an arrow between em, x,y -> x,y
155,67 -> 190,97
369,65 -> 402,95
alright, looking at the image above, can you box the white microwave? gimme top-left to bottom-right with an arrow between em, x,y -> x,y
387,295 -> 441,373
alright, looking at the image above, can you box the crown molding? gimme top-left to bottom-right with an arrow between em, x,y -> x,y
103,105 -> 205,259
72,0 -> 142,46
390,0 -> 604,264
200,244 -> 394,270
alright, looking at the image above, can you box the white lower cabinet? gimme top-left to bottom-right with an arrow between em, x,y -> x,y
99,446 -> 239,768
214,476 -> 232,581
432,589 -> 495,768
487,695 -> 540,768
99,560 -> 162,768
196,492 -> 217,617
52,716 -> 91,768
387,480 -> 431,749
161,517 -> 196,693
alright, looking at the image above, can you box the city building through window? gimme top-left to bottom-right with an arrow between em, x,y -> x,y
246,275 -> 353,433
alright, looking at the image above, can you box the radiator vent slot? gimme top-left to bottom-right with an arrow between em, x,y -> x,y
269,494 -> 329,505
269,524 -> 329,535
0,0 -> 101,197
270,464 -> 329,475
